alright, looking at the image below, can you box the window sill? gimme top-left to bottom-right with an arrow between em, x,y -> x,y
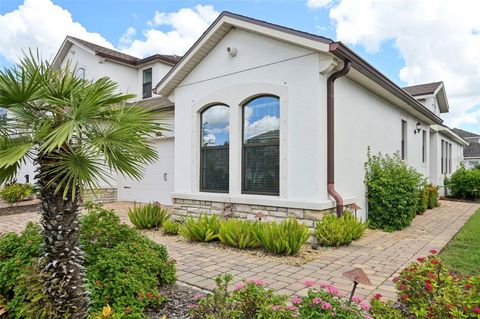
172,192 -> 357,211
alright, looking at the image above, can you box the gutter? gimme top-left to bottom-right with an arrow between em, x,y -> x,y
327,60 -> 351,217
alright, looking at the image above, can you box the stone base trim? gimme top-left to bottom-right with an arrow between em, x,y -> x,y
172,198 -> 335,231
82,188 -> 117,204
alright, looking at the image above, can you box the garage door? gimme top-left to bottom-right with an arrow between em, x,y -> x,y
117,138 -> 174,205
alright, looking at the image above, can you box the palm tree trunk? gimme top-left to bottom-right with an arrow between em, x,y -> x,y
36,161 -> 90,318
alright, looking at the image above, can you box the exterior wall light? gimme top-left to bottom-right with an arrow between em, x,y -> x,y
226,46 -> 237,57
414,122 -> 422,134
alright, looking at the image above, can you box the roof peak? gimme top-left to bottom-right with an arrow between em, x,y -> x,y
66,36 -> 181,66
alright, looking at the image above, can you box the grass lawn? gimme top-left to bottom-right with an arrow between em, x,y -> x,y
440,208 -> 480,275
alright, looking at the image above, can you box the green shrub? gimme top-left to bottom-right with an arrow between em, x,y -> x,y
179,213 -> 221,242
218,219 -> 260,249
416,184 -> 429,214
425,184 -> 440,208
128,203 -> 170,229
162,220 -> 181,235
365,149 -> 423,231
0,205 -> 176,318
254,218 -> 310,256
0,183 -> 35,203
448,166 -> 480,199
375,252 -> 480,319
314,211 -> 366,247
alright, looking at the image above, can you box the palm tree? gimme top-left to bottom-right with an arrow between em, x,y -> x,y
0,54 -> 163,318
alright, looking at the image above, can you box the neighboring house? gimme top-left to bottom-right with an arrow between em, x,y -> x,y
452,128 -> 480,169
49,36 -> 179,204
10,12 -> 467,221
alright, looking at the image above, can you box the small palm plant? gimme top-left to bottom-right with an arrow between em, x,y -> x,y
0,54 -> 164,318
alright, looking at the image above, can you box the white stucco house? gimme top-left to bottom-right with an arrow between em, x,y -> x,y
14,11 -> 468,223
452,128 -> 480,169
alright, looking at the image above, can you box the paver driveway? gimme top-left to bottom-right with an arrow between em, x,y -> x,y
1,200 -> 478,300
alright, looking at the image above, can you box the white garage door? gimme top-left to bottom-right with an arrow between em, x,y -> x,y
117,138 -> 174,205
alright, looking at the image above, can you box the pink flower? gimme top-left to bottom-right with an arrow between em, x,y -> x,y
270,305 -> 281,311
425,280 -> 433,292
352,296 -> 362,303
303,280 -> 315,287
326,285 -> 340,296
322,302 -> 332,310
286,305 -> 297,311
248,279 -> 265,286
319,282 -> 329,288
429,249 -> 438,254
417,257 -> 425,262
373,293 -> 382,300
364,316 -> 374,319
194,293 -> 204,300
392,277 -> 400,283
187,303 -> 197,309
291,295 -> 302,305
431,259 -> 440,265
234,283 -> 245,291
360,303 -> 370,311
312,297 -> 322,305
473,307 -> 480,314
465,284 -> 473,290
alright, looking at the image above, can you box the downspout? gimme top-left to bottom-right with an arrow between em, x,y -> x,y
327,60 -> 351,217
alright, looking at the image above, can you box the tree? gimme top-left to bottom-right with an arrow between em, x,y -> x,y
0,54 -> 164,318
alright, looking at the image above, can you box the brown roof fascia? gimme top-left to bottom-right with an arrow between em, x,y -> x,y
154,11 -> 333,92
329,42 -> 443,124
95,51 -> 178,67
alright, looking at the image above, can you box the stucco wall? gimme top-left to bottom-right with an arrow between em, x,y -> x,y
335,77 -> 431,217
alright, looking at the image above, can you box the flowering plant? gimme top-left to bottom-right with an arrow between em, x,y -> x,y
371,252 -> 480,319
296,282 -> 370,319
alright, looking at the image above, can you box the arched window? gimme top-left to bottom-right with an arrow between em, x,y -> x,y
242,96 -> 280,195
200,105 -> 230,192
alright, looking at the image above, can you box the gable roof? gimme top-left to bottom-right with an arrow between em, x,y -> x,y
402,81 -> 449,113
464,141 -> 480,158
52,36 -> 181,69
155,11 -> 443,125
452,128 -> 480,139
403,81 -> 443,96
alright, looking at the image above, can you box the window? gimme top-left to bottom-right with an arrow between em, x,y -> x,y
142,68 -> 152,99
200,105 -> 229,192
422,130 -> 427,163
441,139 -> 452,174
242,96 -> 280,195
401,120 -> 407,160
441,140 -> 445,173
448,143 -> 452,173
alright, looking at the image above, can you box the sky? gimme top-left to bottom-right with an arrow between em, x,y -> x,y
0,0 -> 479,134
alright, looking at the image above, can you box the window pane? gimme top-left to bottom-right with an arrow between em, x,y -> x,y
143,68 -> 152,83
243,96 -> 280,195
200,105 -> 229,192
244,145 -> 279,194
244,96 -> 280,144
401,120 -> 407,160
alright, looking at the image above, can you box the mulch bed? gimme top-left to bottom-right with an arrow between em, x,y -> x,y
145,230 -> 331,266
147,283 -> 205,319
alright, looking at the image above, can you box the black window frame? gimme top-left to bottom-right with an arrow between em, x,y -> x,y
142,68 -> 152,99
241,95 -> 280,196
199,104 -> 230,193
401,120 -> 407,160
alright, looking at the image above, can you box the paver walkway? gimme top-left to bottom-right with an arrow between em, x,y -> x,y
1,200 -> 478,300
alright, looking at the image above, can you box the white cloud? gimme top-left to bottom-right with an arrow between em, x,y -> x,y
306,0 -> 333,9
119,27 -> 136,47
321,0 -> 480,128
123,5 -> 219,57
245,116 -> 280,140
0,0 -> 112,63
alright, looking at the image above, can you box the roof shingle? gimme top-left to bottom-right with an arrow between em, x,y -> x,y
69,36 -> 181,66
403,81 -> 443,96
